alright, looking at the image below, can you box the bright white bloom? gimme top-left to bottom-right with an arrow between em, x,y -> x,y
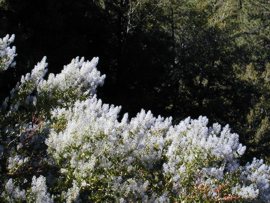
65,181 -> 80,203
38,57 -> 105,99
4,56 -> 48,112
46,97 -> 172,201
20,56 -> 48,86
163,116 -> 247,196
2,179 -> 26,201
30,176 -> 53,203
5,56 -> 105,113
0,34 -> 16,71
7,155 -> 29,172
232,184 -> 259,200
240,158 -> 270,201
121,110 -> 172,169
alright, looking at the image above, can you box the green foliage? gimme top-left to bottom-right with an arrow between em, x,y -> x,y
238,63 -> 270,161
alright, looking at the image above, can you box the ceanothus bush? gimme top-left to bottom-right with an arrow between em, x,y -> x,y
0,34 -> 269,202
0,34 -> 16,72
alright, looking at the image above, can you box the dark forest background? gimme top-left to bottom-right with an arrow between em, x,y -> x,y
0,0 -> 269,162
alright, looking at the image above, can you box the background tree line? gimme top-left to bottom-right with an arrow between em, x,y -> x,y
0,0 -> 269,161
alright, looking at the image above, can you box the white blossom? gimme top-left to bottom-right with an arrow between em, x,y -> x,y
1,179 -> 26,201
37,57 -> 105,98
240,158 -> 270,201
30,176 -> 53,203
232,184 -> 259,200
7,155 -> 29,172
0,34 -> 16,71
65,181 -> 80,203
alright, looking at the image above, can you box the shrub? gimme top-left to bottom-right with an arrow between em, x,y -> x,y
0,34 -> 269,202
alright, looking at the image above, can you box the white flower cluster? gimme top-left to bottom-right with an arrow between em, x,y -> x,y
232,184 -> 259,200
20,57 -> 48,87
1,176 -> 53,203
163,117 -> 246,196
3,56 -> 48,111
238,158 -> 270,201
64,180 -> 80,203
2,179 -> 26,202
47,96 -> 270,201
47,97 -> 173,201
0,34 -> 16,71
30,176 -> 53,203
7,154 -> 29,173
38,57 -> 105,97
4,56 -> 105,114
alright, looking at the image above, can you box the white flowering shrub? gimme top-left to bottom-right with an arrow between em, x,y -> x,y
0,34 -> 270,202
0,34 -> 16,72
